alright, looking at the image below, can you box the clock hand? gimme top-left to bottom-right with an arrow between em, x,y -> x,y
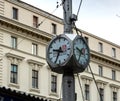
54,47 -> 63,63
76,47 -> 82,61
76,47 -> 81,52
55,51 -> 60,63
53,47 -> 63,52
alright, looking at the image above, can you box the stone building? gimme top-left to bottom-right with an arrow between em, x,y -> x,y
0,0 -> 120,101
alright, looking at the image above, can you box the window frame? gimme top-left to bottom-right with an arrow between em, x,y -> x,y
10,64 -> 18,84
11,36 -> 17,49
112,70 -> 116,80
33,16 -> 38,28
113,92 -> 117,101
99,88 -> 104,101
51,75 -> 57,93
84,36 -> 89,44
99,65 -> 103,77
12,7 -> 18,20
98,42 -> 103,53
32,70 -> 39,89
32,43 -> 38,55
112,48 -> 116,58
85,84 -> 90,101
52,23 -> 57,34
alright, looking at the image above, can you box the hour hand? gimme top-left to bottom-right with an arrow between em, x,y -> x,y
53,47 -> 63,52
76,47 -> 82,53
53,49 -> 59,51
54,47 -> 63,63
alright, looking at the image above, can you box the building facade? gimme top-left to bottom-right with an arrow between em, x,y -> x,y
0,0 -> 120,101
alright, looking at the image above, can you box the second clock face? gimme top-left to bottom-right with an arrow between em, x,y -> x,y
73,36 -> 90,67
47,36 -> 71,65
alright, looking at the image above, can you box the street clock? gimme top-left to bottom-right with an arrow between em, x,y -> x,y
46,34 -> 90,74
46,34 -> 72,73
73,35 -> 90,72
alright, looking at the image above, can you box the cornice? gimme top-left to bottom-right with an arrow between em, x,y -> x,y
5,0 -> 63,24
109,83 -> 120,89
81,75 -> 93,81
80,29 -> 120,48
90,50 -> 120,68
27,59 -> 45,66
6,53 -> 25,60
0,15 -> 54,43
96,79 -> 108,85
1,17 -> 120,69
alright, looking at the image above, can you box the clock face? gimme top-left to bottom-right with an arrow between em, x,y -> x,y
47,36 -> 71,66
73,36 -> 90,68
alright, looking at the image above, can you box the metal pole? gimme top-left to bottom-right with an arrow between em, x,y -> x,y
63,0 -> 75,101
62,71 -> 75,101
63,0 -> 73,33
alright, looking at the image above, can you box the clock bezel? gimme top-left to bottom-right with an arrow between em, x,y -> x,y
73,35 -> 90,70
46,34 -> 72,70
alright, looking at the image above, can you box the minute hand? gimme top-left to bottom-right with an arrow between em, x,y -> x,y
54,47 -> 63,63
76,47 -> 82,61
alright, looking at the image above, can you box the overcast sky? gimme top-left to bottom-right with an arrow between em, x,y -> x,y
22,0 -> 120,45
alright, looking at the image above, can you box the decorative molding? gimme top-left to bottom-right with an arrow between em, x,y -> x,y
6,53 -> 25,61
96,79 -> 108,85
5,0 -> 63,24
0,15 -> 53,43
0,0 -> 4,15
90,50 -> 120,69
29,88 -> 40,93
81,75 -> 93,85
6,53 -> 25,65
8,83 -> 20,89
110,83 -> 120,89
49,92 -> 59,97
81,75 -> 93,81
96,79 -> 108,88
27,59 -> 45,66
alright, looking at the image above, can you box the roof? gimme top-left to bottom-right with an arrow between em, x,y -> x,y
0,87 -> 47,101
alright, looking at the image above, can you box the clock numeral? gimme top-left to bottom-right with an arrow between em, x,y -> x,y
50,46 -> 53,48
49,52 -> 52,54
67,48 -> 71,50
67,54 -> 69,56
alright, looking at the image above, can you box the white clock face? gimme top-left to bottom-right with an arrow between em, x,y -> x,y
73,37 -> 90,67
47,36 -> 71,65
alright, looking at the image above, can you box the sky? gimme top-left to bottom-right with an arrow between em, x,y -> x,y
22,0 -> 120,45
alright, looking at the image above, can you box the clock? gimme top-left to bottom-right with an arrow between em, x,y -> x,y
73,35 -> 90,72
46,34 -> 72,73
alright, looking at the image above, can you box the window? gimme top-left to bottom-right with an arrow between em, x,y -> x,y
32,70 -> 38,88
85,84 -> 90,100
11,36 -> 17,49
10,64 -> 18,84
84,36 -> 89,44
51,75 -> 57,93
12,7 -> 18,20
99,88 -> 104,101
52,23 -> 57,34
32,43 -> 38,55
113,92 -> 117,101
99,65 -> 103,76
33,16 -> 38,28
112,70 -> 116,80
112,48 -> 116,58
98,42 -> 103,53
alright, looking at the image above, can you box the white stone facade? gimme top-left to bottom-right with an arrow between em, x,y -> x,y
0,0 -> 120,101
